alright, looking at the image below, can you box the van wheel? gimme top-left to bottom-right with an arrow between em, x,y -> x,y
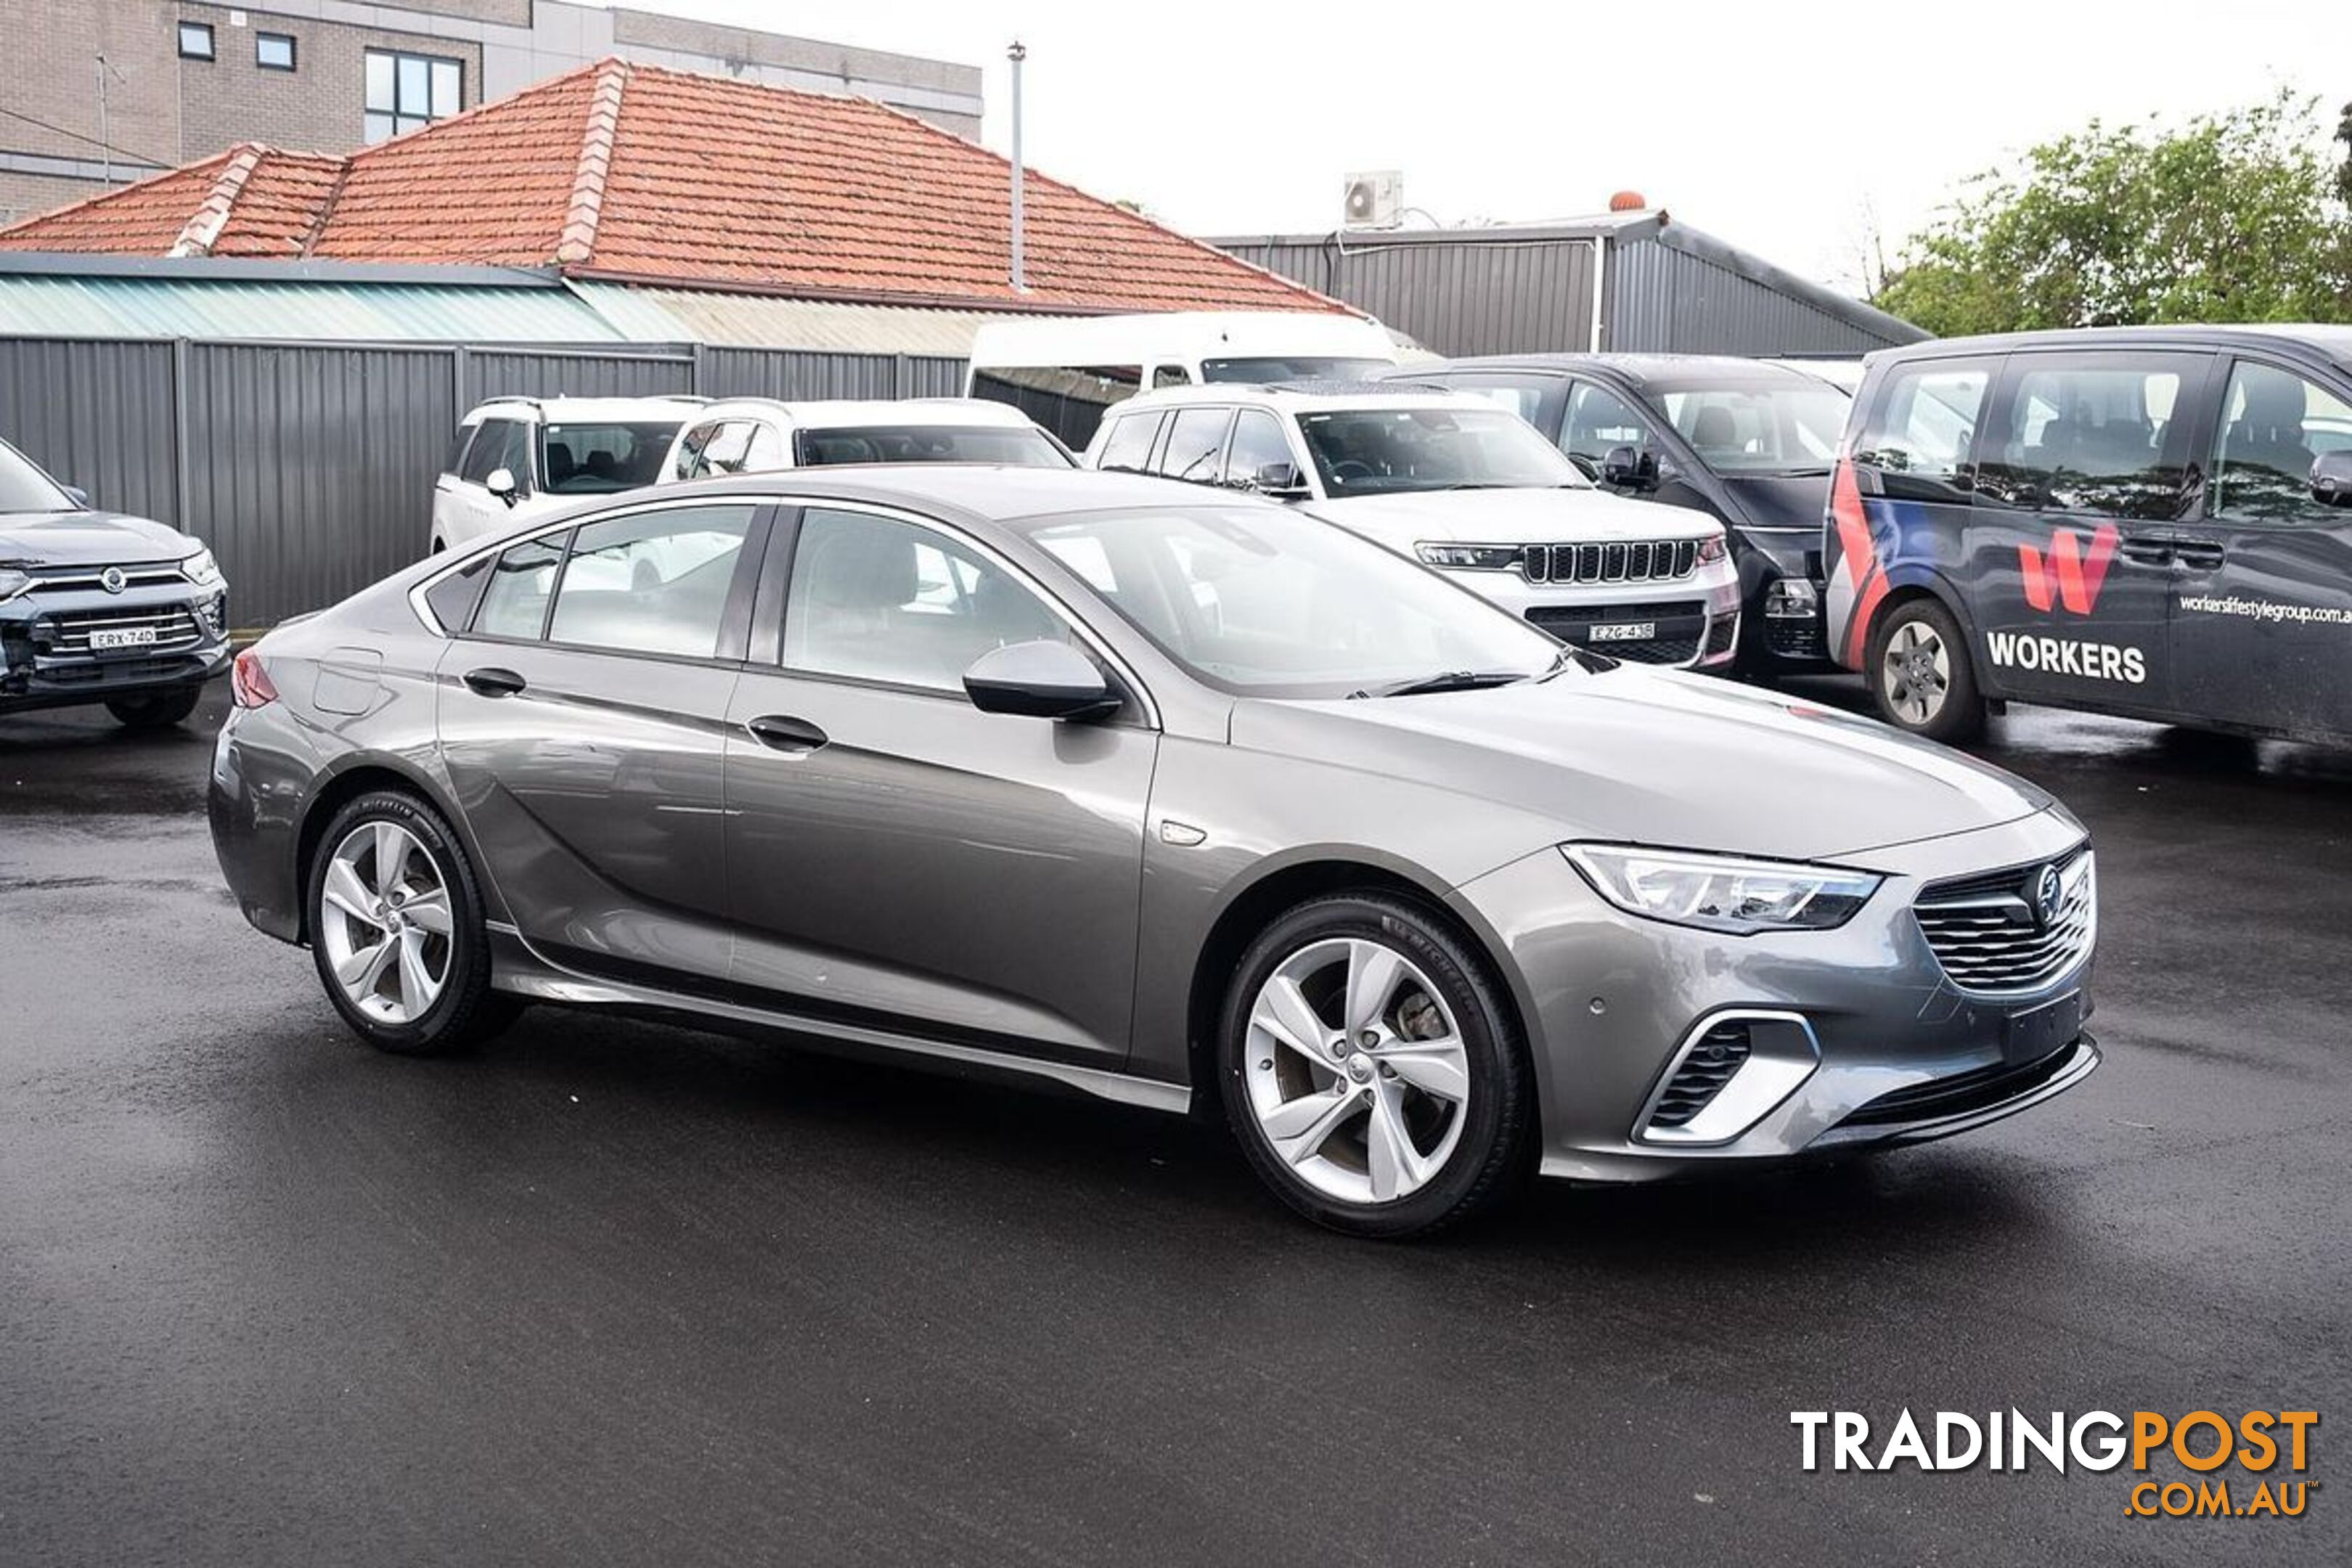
1868,598 -> 1984,745
106,687 -> 203,729
1219,894 -> 1532,1239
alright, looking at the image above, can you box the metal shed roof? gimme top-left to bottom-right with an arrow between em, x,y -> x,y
0,266 -> 626,342
569,282 -> 1068,356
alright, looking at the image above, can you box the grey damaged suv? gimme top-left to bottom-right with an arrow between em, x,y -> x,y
1,437 -> 232,727
210,467 -> 2099,1237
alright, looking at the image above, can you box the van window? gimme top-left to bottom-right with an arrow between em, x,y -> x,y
1855,362 -> 1992,502
1097,412 -> 1163,473
1977,352 -> 2202,520
1156,407 -> 1233,483
2210,362 -> 2352,524
1153,366 -> 1193,388
1223,410 -> 1293,486
1200,356 -> 1390,383
970,364 -> 1142,449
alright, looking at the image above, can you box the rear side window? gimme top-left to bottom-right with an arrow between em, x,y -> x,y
1156,407 -> 1232,483
474,531 -> 569,640
547,505 -> 757,658
1977,351 -> 2205,520
1855,361 -> 1993,502
1097,412 -> 1162,473
422,554 -> 491,632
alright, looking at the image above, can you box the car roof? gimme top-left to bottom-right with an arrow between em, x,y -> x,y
1400,353 -> 1832,388
465,395 -> 707,423
1116,380 -> 1488,414
643,462 -> 1262,526
689,396 -> 1043,430
1861,323 -> 2352,371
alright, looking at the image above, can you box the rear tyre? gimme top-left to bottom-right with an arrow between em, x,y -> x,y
1218,893 -> 1532,1239
306,790 -> 513,1056
1866,597 -> 1985,746
105,687 -> 203,729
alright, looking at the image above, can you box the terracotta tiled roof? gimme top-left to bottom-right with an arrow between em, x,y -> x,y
0,60 -> 1345,315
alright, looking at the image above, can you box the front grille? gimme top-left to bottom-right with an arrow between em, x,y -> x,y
25,563 -> 190,596
36,653 -> 208,686
1914,845 -> 2095,995
35,604 -> 206,655
1521,539 -> 1700,585
1646,1020 -> 1751,1130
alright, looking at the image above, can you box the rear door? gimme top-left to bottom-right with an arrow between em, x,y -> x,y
722,503 -> 1159,1066
436,500 -> 768,987
2167,355 -> 2352,738
1964,349 -> 2215,716
1153,406 -> 1235,490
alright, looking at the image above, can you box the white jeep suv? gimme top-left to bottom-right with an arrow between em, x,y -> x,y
1085,383 -> 1741,667
430,395 -> 706,554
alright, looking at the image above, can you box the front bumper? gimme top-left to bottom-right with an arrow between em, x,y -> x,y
1441,561 -> 1744,670
1450,807 -> 2100,1183
0,581 -> 232,712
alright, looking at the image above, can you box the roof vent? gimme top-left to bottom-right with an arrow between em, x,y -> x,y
1342,171 -> 1402,230
1608,189 -> 1647,212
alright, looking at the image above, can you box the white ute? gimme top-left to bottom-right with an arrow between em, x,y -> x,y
1085,382 -> 1741,667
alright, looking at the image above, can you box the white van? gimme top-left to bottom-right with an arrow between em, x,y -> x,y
965,311 -> 1397,449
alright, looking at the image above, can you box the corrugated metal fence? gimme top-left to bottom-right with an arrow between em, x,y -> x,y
0,337 -> 968,625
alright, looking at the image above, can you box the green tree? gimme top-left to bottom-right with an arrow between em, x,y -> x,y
1877,94 -> 2352,335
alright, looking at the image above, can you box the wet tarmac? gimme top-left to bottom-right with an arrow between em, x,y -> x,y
3,682 -> 2347,1565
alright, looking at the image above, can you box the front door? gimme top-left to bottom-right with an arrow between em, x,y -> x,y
1963,349 -> 2215,716
2168,356 -> 2352,739
724,504 -> 1159,1066
436,501 -> 767,986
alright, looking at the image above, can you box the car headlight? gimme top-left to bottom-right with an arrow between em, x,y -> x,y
1563,844 -> 1882,934
182,547 -> 225,588
0,568 -> 29,602
1416,542 -> 1524,571
1695,534 -> 1728,565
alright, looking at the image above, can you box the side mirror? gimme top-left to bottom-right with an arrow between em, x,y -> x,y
485,466 -> 520,507
1251,460 -> 1310,498
963,639 -> 1120,722
1601,444 -> 1657,490
60,484 -> 91,509
2312,451 -> 2352,507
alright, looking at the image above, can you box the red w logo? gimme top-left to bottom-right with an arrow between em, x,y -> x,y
2017,523 -> 2120,616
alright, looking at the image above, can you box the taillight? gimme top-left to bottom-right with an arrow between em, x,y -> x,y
231,647 -> 279,709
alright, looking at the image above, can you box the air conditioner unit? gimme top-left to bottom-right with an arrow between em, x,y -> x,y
1342,171 -> 1402,230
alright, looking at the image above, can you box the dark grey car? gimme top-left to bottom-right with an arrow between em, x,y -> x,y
1,436 -> 232,726
210,467 -> 2100,1236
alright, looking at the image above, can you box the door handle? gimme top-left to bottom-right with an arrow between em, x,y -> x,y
746,714 -> 828,754
462,666 -> 527,698
2115,537 -> 2176,566
2171,541 -> 2226,571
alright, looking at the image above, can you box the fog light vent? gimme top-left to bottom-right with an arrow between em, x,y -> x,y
1648,1021 -> 1751,1130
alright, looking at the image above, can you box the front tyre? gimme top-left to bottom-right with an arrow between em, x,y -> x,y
105,687 -> 203,729
1867,597 -> 1985,745
306,790 -> 512,1055
1219,894 -> 1532,1238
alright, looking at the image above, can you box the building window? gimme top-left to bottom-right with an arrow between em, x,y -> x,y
256,32 -> 296,71
177,21 -> 215,60
364,49 -> 462,142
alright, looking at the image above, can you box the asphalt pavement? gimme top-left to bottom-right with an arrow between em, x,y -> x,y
3,682 -> 2346,1567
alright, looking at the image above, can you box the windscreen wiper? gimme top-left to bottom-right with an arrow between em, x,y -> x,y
1348,669 -> 1527,699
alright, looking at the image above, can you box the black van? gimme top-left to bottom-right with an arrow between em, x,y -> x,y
1824,326 -> 2352,744
1382,355 -> 1854,671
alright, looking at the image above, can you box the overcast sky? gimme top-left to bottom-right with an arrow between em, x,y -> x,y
621,0 -> 2352,295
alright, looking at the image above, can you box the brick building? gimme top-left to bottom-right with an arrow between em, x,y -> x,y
0,0 -> 983,226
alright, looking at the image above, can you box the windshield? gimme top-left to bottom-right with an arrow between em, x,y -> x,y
0,440 -> 73,513
541,422 -> 682,494
794,425 -> 1074,468
1201,356 -> 1393,383
1296,407 -> 1590,497
1645,380 -> 1850,475
1016,504 -> 1564,698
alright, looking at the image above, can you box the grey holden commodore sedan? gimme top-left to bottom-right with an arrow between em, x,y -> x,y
210,467 -> 2099,1237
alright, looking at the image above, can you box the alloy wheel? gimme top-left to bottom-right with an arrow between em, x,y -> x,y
1241,937 -> 1471,1204
1882,618 -> 1950,727
318,821 -> 454,1024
